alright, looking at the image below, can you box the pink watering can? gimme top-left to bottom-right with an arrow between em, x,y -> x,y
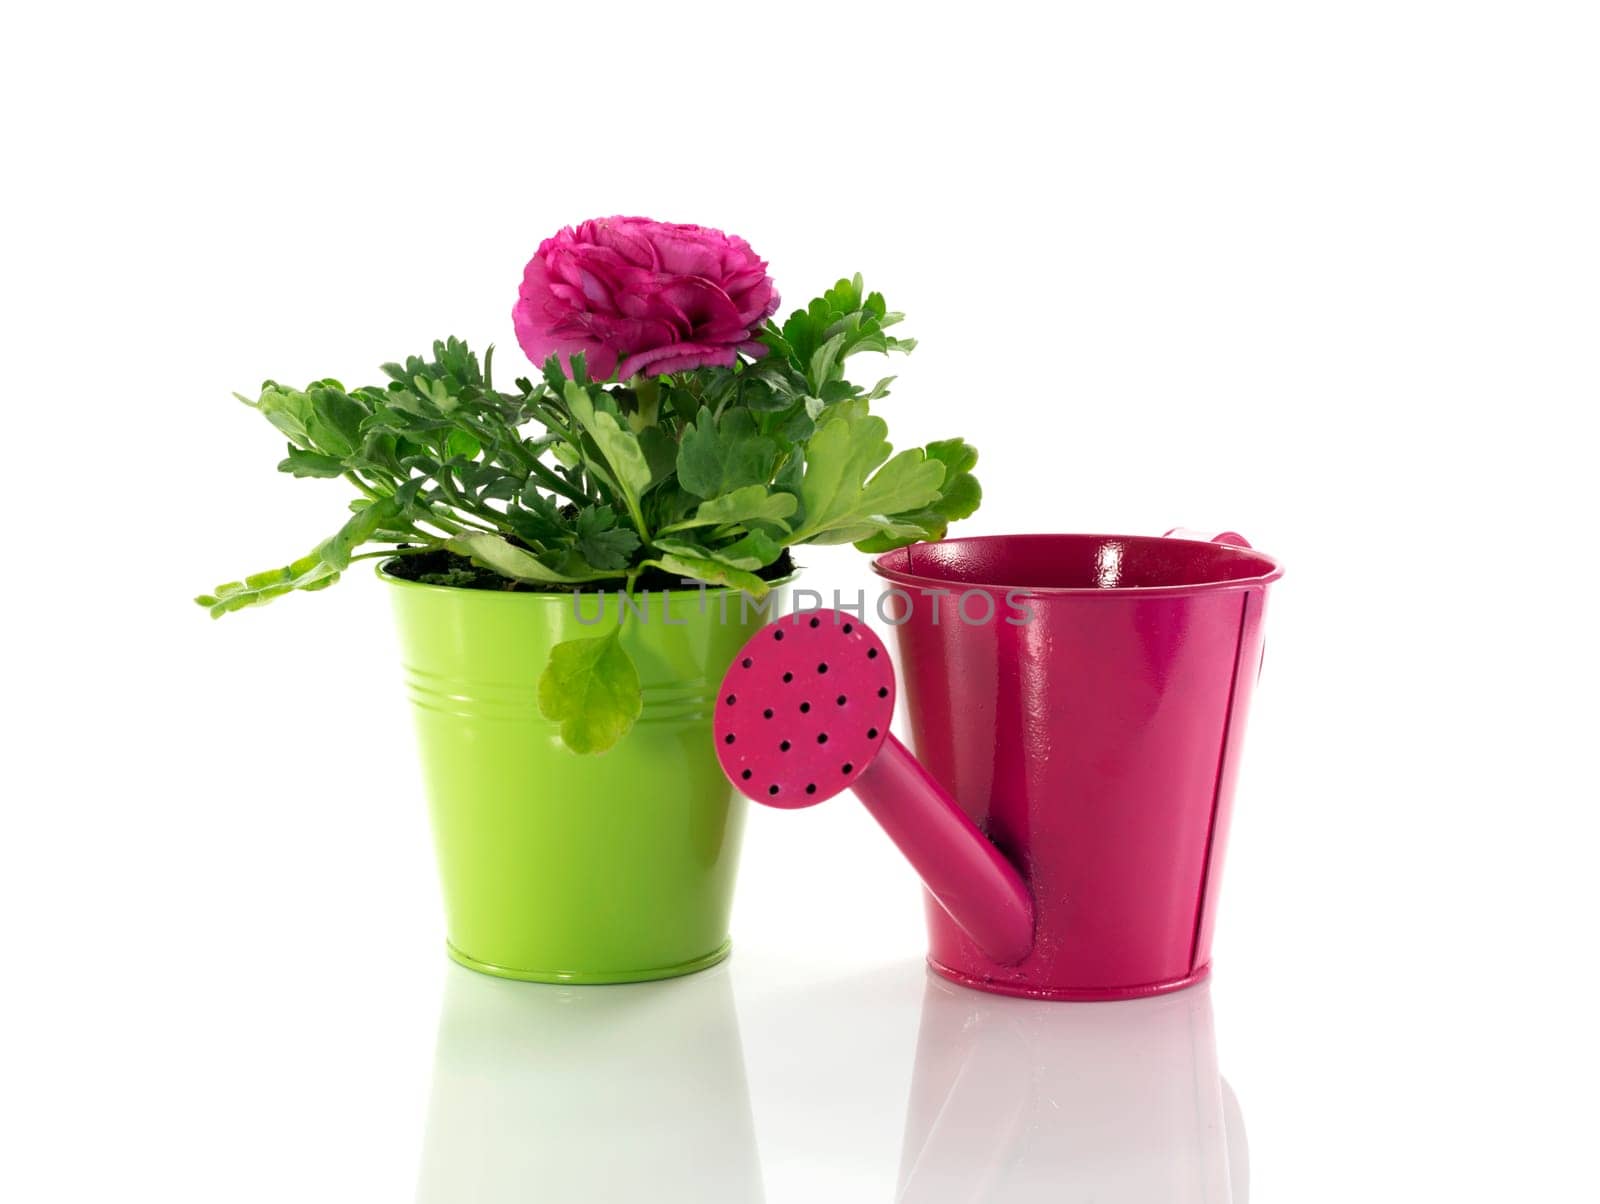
714,531 -> 1281,1000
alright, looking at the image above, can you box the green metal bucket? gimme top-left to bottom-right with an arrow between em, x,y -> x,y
383,562 -> 788,983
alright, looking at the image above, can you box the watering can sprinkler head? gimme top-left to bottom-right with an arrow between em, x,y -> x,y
714,609 -> 1036,966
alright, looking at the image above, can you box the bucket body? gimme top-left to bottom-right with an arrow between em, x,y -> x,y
875,534 -> 1279,999
385,564 -> 786,983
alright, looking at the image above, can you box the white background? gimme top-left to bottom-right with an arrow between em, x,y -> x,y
3,2 -> 1597,1200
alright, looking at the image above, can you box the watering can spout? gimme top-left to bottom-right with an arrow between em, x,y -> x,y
711,609 -> 1035,966
855,735 -> 1036,965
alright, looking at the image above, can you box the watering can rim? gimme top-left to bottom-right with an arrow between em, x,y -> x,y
872,531 -> 1282,599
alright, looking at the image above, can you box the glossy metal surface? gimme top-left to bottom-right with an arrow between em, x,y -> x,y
714,611 -> 897,809
386,566 -> 786,983
875,533 -> 1280,1000
854,738 -> 1035,966
716,614 -> 1033,964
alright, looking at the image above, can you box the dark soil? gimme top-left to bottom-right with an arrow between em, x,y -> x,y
382,546 -> 796,594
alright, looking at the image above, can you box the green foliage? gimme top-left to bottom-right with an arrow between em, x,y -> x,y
536,626 -> 643,755
200,282 -> 981,753
675,406 -> 777,499
757,274 -> 916,396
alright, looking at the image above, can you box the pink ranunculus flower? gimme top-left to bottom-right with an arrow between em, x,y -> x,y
512,216 -> 781,381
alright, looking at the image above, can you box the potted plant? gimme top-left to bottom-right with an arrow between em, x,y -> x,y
197,216 -> 982,983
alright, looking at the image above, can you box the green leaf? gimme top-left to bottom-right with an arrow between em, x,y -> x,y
308,385 -> 367,456
382,387 -> 440,420
195,498 -> 405,618
447,532 -> 610,584
195,552 -> 337,617
646,551 -> 769,596
681,484 -> 797,530
852,439 -> 982,553
807,331 -> 847,391
925,436 -> 978,478
675,406 -> 777,499
563,380 -> 652,524
648,483 -> 699,530
923,438 -> 982,523
446,428 -> 481,460
857,448 -> 948,516
787,402 -> 945,545
851,513 -> 946,554
759,275 -> 916,387
323,497 -> 401,570
652,534 -> 779,573
537,627 -> 643,755
277,446 -> 347,478
240,384 -> 314,448
746,362 -> 805,405
478,476 -> 520,502
792,404 -> 888,533
574,505 -> 642,571
507,496 -> 571,549
636,425 -> 678,492
778,404 -> 818,446
739,376 -> 786,413
716,529 -> 786,569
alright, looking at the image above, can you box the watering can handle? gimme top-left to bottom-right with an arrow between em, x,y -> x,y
1163,527 -> 1253,548
1165,527 -> 1268,683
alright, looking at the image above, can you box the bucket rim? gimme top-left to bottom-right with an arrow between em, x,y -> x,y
872,532 -> 1282,599
377,556 -> 798,603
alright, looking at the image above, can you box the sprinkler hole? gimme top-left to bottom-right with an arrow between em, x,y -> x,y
768,785 -> 779,796
836,694 -> 847,706
741,769 -> 752,781
817,662 -> 829,674
843,622 -> 854,634
782,672 -> 794,684
817,733 -> 829,745
806,783 -> 817,795
842,762 -> 853,774
878,686 -> 889,698
725,733 -> 736,745
867,727 -> 879,739
867,648 -> 879,659
763,708 -> 774,720
741,657 -> 752,669
799,702 -> 811,714
809,616 -> 820,628
780,740 -> 791,752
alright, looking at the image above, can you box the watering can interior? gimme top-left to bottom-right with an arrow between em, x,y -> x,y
877,531 -> 1278,591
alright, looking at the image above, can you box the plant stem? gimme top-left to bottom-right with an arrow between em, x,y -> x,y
416,510 -> 466,536
344,472 -> 383,500
530,402 -> 579,447
621,493 -> 651,547
347,547 -> 424,564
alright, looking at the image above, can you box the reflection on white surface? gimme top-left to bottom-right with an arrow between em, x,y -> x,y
897,977 -> 1247,1203
415,962 -> 764,1203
